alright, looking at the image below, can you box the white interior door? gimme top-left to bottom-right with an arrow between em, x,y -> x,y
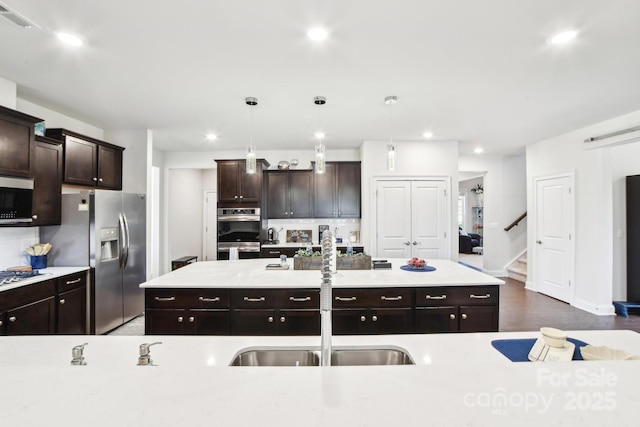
376,179 -> 448,259
535,175 -> 574,303
412,181 -> 447,259
376,181 -> 412,258
203,190 -> 217,261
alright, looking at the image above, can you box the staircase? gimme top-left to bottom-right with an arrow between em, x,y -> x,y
507,252 -> 527,283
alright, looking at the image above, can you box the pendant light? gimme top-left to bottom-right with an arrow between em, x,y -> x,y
314,96 -> 327,174
385,96 -> 397,171
245,97 -> 258,174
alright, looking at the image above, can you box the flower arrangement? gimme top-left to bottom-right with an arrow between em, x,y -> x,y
471,184 -> 484,194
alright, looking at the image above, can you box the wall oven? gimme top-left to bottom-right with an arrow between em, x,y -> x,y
217,207 -> 261,260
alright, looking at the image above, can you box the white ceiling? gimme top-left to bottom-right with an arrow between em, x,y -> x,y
1,0 -> 639,156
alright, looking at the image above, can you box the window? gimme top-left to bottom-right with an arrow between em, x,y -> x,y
457,193 -> 466,231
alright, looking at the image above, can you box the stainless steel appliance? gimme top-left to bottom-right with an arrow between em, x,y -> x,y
0,176 -> 34,225
41,191 -> 146,334
267,227 -> 279,243
217,207 -> 261,259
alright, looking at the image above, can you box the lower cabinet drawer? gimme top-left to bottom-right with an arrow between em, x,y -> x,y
145,308 -> 229,335
146,289 -> 229,309
332,288 -> 413,308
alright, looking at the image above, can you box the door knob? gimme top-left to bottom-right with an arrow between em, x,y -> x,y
412,241 -> 418,245
536,240 -> 542,244
403,241 -> 411,246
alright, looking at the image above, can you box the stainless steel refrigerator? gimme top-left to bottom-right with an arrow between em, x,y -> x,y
42,191 -> 146,334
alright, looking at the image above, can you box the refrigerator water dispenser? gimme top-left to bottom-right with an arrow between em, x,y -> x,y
100,228 -> 119,261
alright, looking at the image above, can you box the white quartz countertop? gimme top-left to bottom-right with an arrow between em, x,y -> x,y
0,330 -> 639,426
0,266 -> 89,292
140,258 -> 504,289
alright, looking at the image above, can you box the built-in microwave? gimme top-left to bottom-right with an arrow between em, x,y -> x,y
0,176 -> 34,225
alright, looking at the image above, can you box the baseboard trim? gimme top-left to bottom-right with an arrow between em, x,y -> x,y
483,269 -> 505,277
573,298 -> 616,316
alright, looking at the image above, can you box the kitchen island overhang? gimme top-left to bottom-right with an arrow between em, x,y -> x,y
141,259 -> 504,335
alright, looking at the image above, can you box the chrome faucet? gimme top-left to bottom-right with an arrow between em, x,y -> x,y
70,343 -> 88,365
320,230 -> 333,366
137,342 -> 162,366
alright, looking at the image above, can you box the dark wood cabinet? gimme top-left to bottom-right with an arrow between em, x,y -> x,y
56,272 -> 87,335
143,285 -> 498,335
266,170 -> 313,218
146,309 -> 230,335
45,128 -> 124,190
32,136 -> 63,226
0,105 -> 41,178
5,296 -> 56,335
216,159 -> 269,204
332,288 -> 413,334
414,286 -> 499,333
313,162 -> 361,218
145,288 -> 230,335
0,271 -> 87,336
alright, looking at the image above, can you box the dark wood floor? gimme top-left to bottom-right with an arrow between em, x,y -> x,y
499,277 -> 640,332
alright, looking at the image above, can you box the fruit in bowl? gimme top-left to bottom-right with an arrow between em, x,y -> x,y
407,257 -> 427,269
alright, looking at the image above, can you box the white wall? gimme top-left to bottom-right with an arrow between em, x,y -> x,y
0,76 -> 17,109
16,99 -> 104,139
167,169 -> 207,264
360,139 -> 459,260
104,129 -> 151,195
526,109 -> 640,314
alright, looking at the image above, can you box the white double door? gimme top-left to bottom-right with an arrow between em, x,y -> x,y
376,180 -> 448,259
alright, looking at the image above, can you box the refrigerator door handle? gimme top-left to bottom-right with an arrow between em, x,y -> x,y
122,212 -> 131,269
118,213 -> 129,270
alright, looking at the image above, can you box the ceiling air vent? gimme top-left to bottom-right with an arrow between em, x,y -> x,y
0,2 -> 39,28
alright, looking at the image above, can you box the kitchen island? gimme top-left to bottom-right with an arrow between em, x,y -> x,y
1,330 -> 639,426
141,259 -> 503,335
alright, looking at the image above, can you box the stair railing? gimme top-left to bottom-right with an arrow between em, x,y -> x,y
504,212 -> 527,232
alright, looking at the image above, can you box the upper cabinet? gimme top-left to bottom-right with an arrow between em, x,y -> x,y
266,170 -> 313,219
0,105 -> 42,178
32,136 -> 63,226
216,159 -> 269,205
45,128 -> 124,190
313,161 -> 361,218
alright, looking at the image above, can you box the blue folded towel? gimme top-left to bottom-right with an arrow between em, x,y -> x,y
491,338 -> 588,362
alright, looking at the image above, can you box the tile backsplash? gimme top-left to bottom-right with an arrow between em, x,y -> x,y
0,228 -> 39,269
267,218 -> 361,245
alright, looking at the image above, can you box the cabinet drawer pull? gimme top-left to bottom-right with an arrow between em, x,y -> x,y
199,296 -> 220,302
425,295 -> 446,300
381,295 -> 403,301
154,296 -> 176,302
189,317 -> 195,323
9,316 -> 16,322
99,178 -> 103,182
66,278 -> 82,285
450,314 -> 456,320
93,177 -> 98,181
289,296 -> 311,302
60,299 -> 66,305
470,293 -> 491,299
269,251 -> 281,254
461,313 -> 468,319
371,315 -> 378,322
177,316 -> 183,322
0,320 -> 2,326
268,316 -> 274,323
244,296 -> 266,302
360,316 -> 366,322
280,316 -> 286,323
335,296 -> 357,302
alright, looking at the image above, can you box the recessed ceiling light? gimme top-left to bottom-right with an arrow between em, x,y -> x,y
206,133 -> 218,141
307,27 -> 328,41
422,131 -> 434,139
547,30 -> 578,45
55,31 -> 83,47
474,147 -> 484,154
314,131 -> 326,140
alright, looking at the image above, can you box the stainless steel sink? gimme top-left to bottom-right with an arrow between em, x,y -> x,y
331,348 -> 414,366
229,346 -> 414,366
230,349 -> 319,366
